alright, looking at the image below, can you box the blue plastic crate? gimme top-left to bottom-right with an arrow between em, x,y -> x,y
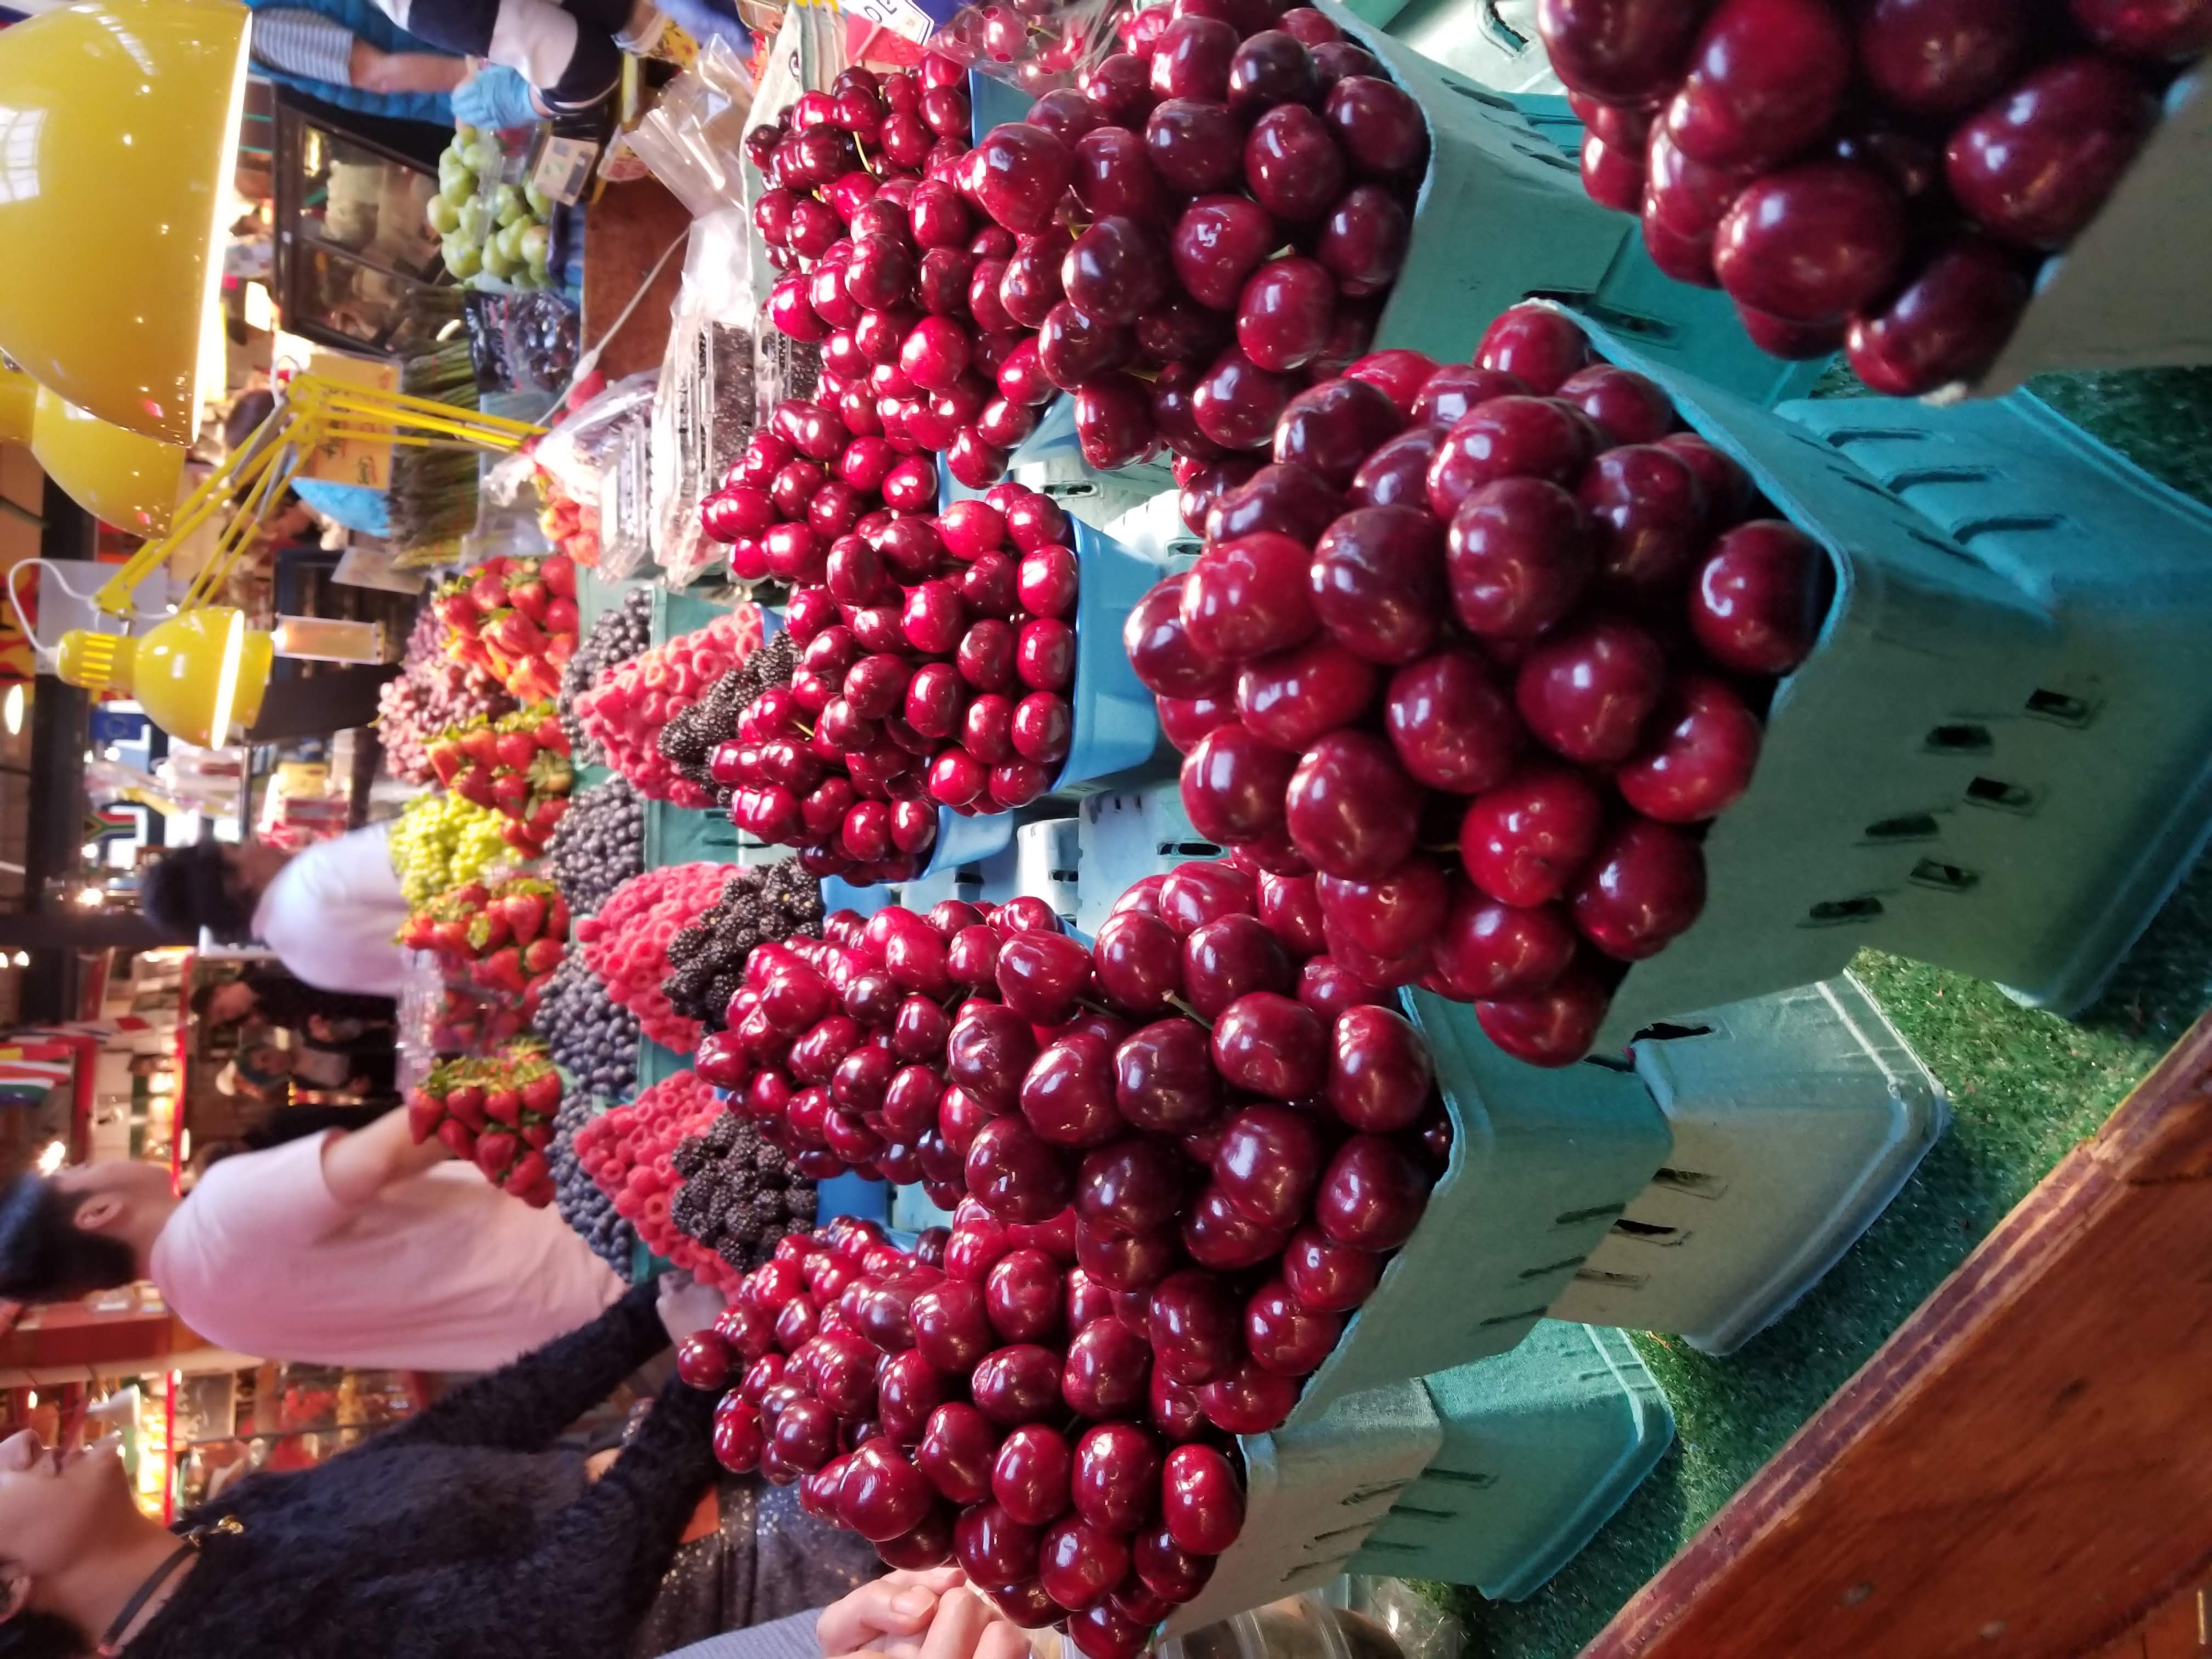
1564,318 -> 2212,1043
1321,2 -> 1825,409
1350,1322 -> 1674,1601
1289,989 -> 1673,1427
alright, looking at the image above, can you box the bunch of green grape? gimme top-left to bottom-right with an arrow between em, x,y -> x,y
391,793 -> 516,907
428,125 -> 555,290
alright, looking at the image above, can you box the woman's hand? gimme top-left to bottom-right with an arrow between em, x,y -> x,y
655,1272 -> 727,1347
819,1572 -> 1031,1659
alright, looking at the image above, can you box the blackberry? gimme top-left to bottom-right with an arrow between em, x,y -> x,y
704,1113 -> 744,1156
785,1188 -> 817,1220
670,1183 -> 716,1240
672,1136 -> 713,1178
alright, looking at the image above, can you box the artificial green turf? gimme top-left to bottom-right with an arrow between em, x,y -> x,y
1447,365 -> 2212,1658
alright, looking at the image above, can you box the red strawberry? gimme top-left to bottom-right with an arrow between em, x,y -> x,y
430,918 -> 471,958
522,935 -> 563,975
453,767 -> 495,809
476,947 -> 528,995
493,731 -> 538,771
490,611 -> 545,657
459,725 -> 498,764
445,1084 -> 488,1130
466,910 -> 512,953
435,592 -> 481,631
502,1148 -> 550,1194
528,795 -> 568,836
543,596 -> 579,635
507,577 -> 551,624
521,1119 -> 556,1151
504,891 -> 548,945
476,1129 -> 519,1178
521,1071 -> 561,1115
400,915 -> 437,950
541,552 -> 576,600
437,1119 -> 478,1159
483,1087 -> 523,1127
536,716 -> 569,756
406,1090 -> 445,1142
492,770 -> 530,809
547,895 -> 571,937
428,742 -> 465,785
469,571 -> 507,614
452,882 -> 490,910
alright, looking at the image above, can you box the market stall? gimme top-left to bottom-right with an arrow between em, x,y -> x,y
2,0 -> 2211,1654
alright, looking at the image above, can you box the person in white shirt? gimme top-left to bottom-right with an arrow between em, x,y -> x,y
140,825 -> 410,997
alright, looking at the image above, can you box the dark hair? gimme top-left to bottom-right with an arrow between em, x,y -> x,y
224,390 -> 277,456
0,1177 -> 138,1302
0,1608 -> 89,1659
140,840 -> 252,943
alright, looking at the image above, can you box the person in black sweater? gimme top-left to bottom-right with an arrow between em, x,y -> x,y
0,1277 -> 867,1659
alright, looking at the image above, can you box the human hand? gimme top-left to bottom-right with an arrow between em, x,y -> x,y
307,1015 -> 334,1040
819,1572 -> 1032,1659
654,1271 -> 726,1347
451,63 -> 540,131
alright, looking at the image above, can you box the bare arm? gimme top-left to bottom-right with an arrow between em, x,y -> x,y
320,1105 -> 450,1209
349,40 -> 471,92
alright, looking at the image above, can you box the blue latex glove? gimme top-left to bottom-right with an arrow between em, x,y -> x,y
452,64 -> 540,131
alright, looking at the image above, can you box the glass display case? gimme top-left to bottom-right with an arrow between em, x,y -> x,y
272,93 -> 451,357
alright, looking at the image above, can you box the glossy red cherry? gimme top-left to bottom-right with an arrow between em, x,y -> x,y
1237,257 -> 1338,374
1345,427 -> 1442,513
1459,766 -> 1607,908
1571,815 -> 1707,960
1041,1515 -> 1132,1612
967,1118 -> 1076,1223
1282,1223 -> 1384,1313
1274,377 -> 1404,492
1146,98 -> 1246,195
1689,520 -> 1833,674
1323,75 -> 1429,178
1427,397 -> 1598,520
1093,911 -> 1185,1013
1172,195 -> 1280,311
1308,505 -> 1447,667
1115,1019 -> 1223,1135
1845,237 -> 2030,397
992,1423 -> 1074,1526
713,1397 -> 767,1473
2069,0 -> 2212,59
1127,575 -> 1235,699
1476,306 -> 1592,397
1514,616 -> 1668,765
911,1279 -> 995,1375
1183,914 -> 1294,1018
971,122 -> 1077,234
1237,638 -> 1380,754
1325,1003 -> 1435,1132
1858,0 -> 2027,115
974,1343 -> 1072,1426
1160,692 -> 1238,754
840,1437 -> 937,1542
1244,103 -> 1349,223
1207,462 -> 1346,547
1193,347 -> 1295,451
1383,648 -> 1526,794
955,1499 -> 1043,1588
1284,730 -> 1424,880
1073,1423 -> 1163,1536
1212,991 -> 1330,1100
1714,162 -> 1908,327
1665,0 -> 1853,171
1021,1032 -> 1123,1147
1244,1277 -> 1344,1376
1182,532 -> 1322,664
1536,0 -> 1706,103
1445,477 -> 1595,641
1617,673 -> 1763,822
1430,884 -> 1578,1001
1161,1442 -> 1245,1555
1477,957 -> 1614,1066
1181,720 -> 1298,845
1945,56 -> 2158,252
1314,1132 -> 1429,1249
1211,1102 -> 1326,1228
1198,1360 -> 1298,1434
1579,443 -> 1710,602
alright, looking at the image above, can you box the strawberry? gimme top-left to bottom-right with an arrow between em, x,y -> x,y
469,570 -> 508,616
476,947 -> 528,995
430,918 -> 471,958
406,1090 -> 445,1143
437,1119 -> 479,1159
521,1119 -> 556,1151
466,910 -> 512,953
460,726 -> 500,765
490,610 -> 545,658
452,882 -> 490,911
503,1148 -> 550,1195
541,552 -> 576,600
492,770 -> 529,809
483,1087 -> 523,1127
522,935 -> 564,975
475,1129 -> 519,1178
521,1070 -> 562,1115
445,1084 -> 488,1130
547,895 -> 571,937
504,890 -> 548,945
493,730 -> 538,771
453,766 -> 495,809
435,592 -> 480,632
536,715 -> 569,756
528,795 -> 568,836
544,596 -> 579,635
399,915 -> 437,950
428,742 -> 465,785
507,577 -> 551,624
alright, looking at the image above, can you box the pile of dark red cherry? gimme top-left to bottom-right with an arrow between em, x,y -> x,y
752,4 -> 1436,478
701,402 -> 1087,882
1539,0 -> 2207,394
674,879 -> 1454,1654
1134,302 -> 1835,1067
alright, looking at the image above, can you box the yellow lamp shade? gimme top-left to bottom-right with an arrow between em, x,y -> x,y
0,0 -> 251,445
55,607 -> 272,747
30,390 -> 186,535
0,366 -> 34,447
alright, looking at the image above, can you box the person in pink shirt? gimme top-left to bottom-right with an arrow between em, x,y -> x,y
0,1106 -> 623,1371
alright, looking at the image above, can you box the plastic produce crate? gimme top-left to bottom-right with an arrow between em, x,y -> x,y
1320,2 -> 1825,409
1568,319 -> 2212,1044
1287,992 -> 1673,1426
1071,781 -> 1223,935
1350,1322 -> 1673,1600
1014,816 -> 1082,931
1550,975 -> 1948,1355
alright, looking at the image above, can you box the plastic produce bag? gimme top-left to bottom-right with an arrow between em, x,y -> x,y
932,0 -> 1119,93
624,37 -> 760,218
532,372 -> 658,579
652,209 -> 760,587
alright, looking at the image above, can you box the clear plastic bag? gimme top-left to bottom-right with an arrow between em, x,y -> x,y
931,0 -> 1120,93
652,210 -> 760,588
532,371 -> 658,578
624,37 -> 760,218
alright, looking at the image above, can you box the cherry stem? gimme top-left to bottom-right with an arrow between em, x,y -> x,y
1165,993 -> 1214,1032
